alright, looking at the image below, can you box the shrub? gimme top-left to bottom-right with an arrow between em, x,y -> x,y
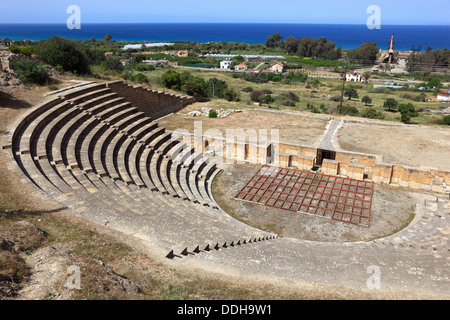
369,87 -> 394,94
443,115 -> 450,125
250,90 -> 265,102
103,56 -> 124,71
398,103 -> 419,123
10,58 -> 50,85
182,77 -> 208,98
160,70 -> 182,90
242,87 -> 254,92
208,110 -> 218,118
329,94 -> 342,102
361,108 -> 385,120
37,36 -> 90,74
282,100 -> 296,107
262,94 -> 275,107
222,88 -> 240,102
134,73 -> 148,84
340,105 -> 359,116
281,91 -> 300,102
413,93 -> 426,102
9,45 -> 34,57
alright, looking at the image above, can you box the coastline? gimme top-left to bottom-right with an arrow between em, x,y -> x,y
0,23 -> 449,50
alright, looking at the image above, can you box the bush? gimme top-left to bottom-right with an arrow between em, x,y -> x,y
208,110 -> 218,118
329,94 -> 342,102
103,56 -> 123,71
340,105 -> 359,116
182,77 -> 208,98
10,58 -> 50,85
398,103 -> 419,123
281,91 -> 300,102
160,70 -> 182,90
161,70 -> 208,98
242,87 -> 254,92
443,115 -> 450,125
134,73 -> 148,84
39,38 -> 88,74
282,100 -> 296,107
369,87 -> 394,94
361,108 -> 385,120
262,94 -> 275,107
250,90 -> 265,102
222,88 -> 240,102
37,37 -> 90,74
9,45 -> 34,57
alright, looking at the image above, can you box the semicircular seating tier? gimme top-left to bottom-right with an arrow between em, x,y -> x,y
8,82 -> 274,255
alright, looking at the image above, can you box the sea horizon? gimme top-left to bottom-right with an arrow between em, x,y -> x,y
1,23 -> 449,51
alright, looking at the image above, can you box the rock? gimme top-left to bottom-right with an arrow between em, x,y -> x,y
201,107 -> 212,114
187,110 -> 202,117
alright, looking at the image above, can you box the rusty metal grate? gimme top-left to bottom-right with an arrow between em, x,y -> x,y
235,165 -> 374,227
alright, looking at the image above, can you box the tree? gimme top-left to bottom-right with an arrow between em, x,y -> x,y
160,70 -> 182,90
104,34 -> 112,41
284,36 -> 299,54
383,98 -> 398,112
362,95 -> 372,106
398,103 -> 419,123
266,33 -> 283,48
262,94 -> 275,108
296,37 -> 341,60
347,42 -> 379,65
344,87 -> 359,100
427,77 -> 442,90
182,77 -> 207,98
37,36 -> 90,74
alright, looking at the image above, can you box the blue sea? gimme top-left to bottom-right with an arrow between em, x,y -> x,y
0,23 -> 449,50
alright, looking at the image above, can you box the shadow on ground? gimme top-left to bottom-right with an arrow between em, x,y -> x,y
0,90 -> 32,110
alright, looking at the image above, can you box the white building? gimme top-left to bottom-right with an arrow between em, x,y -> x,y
437,93 -> 450,102
346,71 -> 366,82
220,59 -> 233,70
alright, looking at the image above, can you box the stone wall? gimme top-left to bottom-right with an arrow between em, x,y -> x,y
176,133 -> 449,193
106,81 -> 196,120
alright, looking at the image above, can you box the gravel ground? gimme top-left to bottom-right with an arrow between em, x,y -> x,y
337,122 -> 450,170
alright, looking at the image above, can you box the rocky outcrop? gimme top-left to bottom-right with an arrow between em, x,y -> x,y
0,51 -> 25,89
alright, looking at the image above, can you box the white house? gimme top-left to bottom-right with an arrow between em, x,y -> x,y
346,71 -> 366,82
220,59 -> 233,70
437,93 -> 450,102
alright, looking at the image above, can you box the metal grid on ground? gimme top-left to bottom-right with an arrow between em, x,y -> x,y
235,165 -> 374,227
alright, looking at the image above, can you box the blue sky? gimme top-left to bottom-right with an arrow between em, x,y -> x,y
0,0 -> 449,25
